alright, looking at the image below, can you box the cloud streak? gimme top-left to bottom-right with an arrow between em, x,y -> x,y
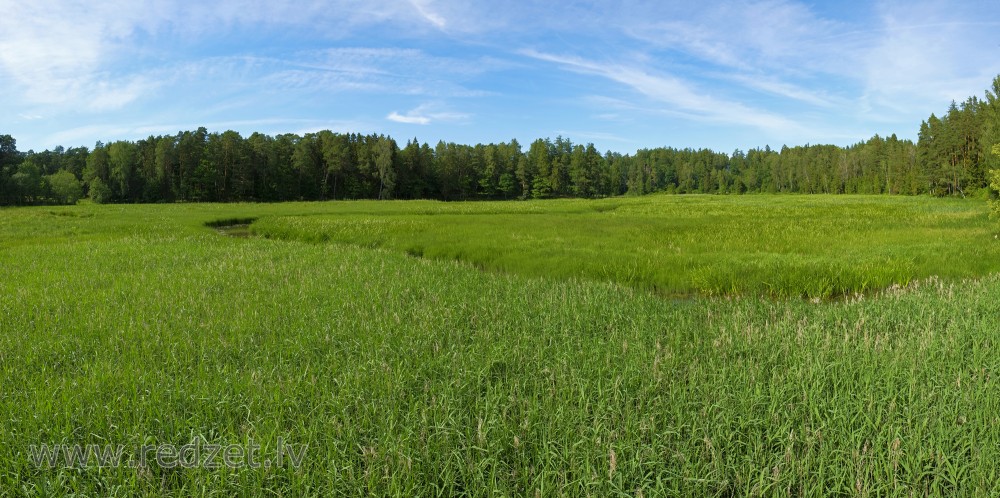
0,0 -> 482,112
521,49 -> 803,135
387,103 -> 470,125
408,0 -> 447,29
861,1 -> 1000,116
387,112 -> 431,125
608,0 -> 1000,141
247,48 -> 509,100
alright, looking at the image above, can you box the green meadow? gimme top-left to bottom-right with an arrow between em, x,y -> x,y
4,195 -> 1000,496
248,195 -> 1000,298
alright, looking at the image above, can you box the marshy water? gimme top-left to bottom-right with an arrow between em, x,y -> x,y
205,218 -> 258,238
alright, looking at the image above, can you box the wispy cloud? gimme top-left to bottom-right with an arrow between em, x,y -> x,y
408,0 -> 447,29
611,0 -> 1000,139
387,103 -> 470,125
622,1 -> 857,107
628,2 -> 846,66
387,112 -> 431,125
861,1 -> 1000,116
521,49 -> 802,134
257,48 -> 506,98
725,75 -> 842,108
0,0 -> 161,110
0,0 -> 492,114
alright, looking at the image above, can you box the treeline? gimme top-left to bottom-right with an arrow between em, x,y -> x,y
0,131 -> 929,205
2,76 -> 999,206
916,76 -> 1000,196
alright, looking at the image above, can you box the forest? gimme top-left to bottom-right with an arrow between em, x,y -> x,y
2,76 -> 999,206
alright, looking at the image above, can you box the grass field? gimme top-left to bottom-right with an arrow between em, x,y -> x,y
247,195 -> 1000,298
3,195 -> 1000,496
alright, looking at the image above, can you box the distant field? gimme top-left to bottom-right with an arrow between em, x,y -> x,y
248,194 -> 1000,298
4,195 -> 1000,496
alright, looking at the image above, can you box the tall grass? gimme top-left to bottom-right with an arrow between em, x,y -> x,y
249,195 -> 1000,299
2,196 -> 1000,495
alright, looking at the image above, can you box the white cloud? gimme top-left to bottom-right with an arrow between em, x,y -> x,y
0,0 -> 156,109
408,0 -> 447,29
387,103 -> 469,125
387,112 -> 432,125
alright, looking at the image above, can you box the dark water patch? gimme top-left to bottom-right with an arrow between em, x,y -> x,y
205,217 -> 258,228
206,218 -> 258,238
45,210 -> 94,218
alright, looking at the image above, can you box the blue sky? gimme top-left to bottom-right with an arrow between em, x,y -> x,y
2,0 -> 999,154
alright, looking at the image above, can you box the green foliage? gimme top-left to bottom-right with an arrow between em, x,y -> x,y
108,140 -> 138,201
0,134 -> 19,168
498,172 -> 516,198
83,142 -> 109,186
0,126 -> 935,206
4,199 -> 1000,495
989,145 -> 1000,217
87,177 -> 113,204
11,159 -> 44,203
45,169 -> 83,204
373,135 -> 396,199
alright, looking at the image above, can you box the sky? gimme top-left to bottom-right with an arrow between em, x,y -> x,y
2,0 -> 1000,155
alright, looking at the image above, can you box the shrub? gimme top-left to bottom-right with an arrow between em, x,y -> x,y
46,169 -> 83,205
88,177 -> 113,204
